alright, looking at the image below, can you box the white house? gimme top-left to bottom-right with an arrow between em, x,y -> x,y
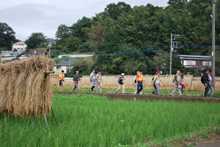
53,60 -> 75,73
58,54 -> 94,58
12,41 -> 27,52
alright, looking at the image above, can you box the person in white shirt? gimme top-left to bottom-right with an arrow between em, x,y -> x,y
208,70 -> 214,97
95,70 -> 102,93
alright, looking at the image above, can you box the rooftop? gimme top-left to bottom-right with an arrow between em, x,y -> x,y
17,52 -> 38,57
178,55 -> 211,60
13,41 -> 25,45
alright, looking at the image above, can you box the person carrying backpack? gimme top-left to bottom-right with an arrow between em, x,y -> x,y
115,73 -> 125,94
179,73 -> 186,94
171,70 -> 182,96
151,72 -> 157,94
201,69 -> 210,97
151,71 -> 165,96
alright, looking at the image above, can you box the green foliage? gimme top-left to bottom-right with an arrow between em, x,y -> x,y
77,41 -> 92,53
26,32 -> 46,49
0,22 -> 16,50
54,0 -> 219,75
1,94 -> 220,146
104,2 -> 132,20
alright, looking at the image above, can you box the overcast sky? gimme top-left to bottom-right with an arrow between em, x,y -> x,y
0,0 -> 168,41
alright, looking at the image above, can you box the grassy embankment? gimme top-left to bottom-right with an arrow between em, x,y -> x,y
52,88 -> 220,97
1,94 -> 220,146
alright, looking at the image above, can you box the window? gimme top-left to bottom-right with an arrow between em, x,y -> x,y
57,66 -> 61,69
203,61 -> 212,66
183,60 -> 196,66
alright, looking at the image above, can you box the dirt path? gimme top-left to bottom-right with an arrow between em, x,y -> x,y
53,91 -> 220,103
196,141 -> 220,147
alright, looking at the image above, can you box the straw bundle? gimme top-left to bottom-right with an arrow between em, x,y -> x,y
0,56 -> 55,117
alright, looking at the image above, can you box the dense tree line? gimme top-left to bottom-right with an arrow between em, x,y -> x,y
0,23 -> 17,50
56,0 -> 220,75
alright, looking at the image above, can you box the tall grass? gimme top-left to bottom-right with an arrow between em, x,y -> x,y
1,94 -> 220,146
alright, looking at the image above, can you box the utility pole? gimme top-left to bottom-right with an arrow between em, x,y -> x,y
212,0 -> 216,88
48,42 -> 51,58
170,33 -> 173,75
69,55 -> 71,73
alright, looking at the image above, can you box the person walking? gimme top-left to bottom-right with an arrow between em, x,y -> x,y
133,71 -> 139,94
171,70 -> 182,96
95,70 -> 102,93
59,70 -> 65,91
179,73 -> 186,94
151,72 -> 157,94
73,71 -> 80,91
115,73 -> 125,94
201,69 -> 210,97
89,69 -> 96,93
208,70 -> 214,98
137,70 -> 144,95
151,71 -> 165,96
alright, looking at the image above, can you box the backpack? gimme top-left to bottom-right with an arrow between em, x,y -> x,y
118,77 -> 122,83
152,76 -> 157,84
201,76 -> 204,84
152,77 -> 154,82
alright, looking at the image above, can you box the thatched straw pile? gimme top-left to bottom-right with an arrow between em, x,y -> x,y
0,56 -> 55,117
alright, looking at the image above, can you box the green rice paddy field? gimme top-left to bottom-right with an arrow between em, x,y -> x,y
1,94 -> 220,146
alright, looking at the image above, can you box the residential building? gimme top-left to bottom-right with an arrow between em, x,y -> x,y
178,55 -> 212,75
12,41 -> 27,52
58,54 -> 94,58
53,60 -> 75,73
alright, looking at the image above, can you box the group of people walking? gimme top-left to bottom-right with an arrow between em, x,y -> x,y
58,68 -> 214,97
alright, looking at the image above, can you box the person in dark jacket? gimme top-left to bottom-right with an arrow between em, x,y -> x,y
73,71 -> 80,91
202,69 -> 210,97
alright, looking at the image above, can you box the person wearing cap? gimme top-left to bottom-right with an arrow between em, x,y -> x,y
208,70 -> 214,97
137,70 -> 144,95
171,70 -> 182,96
95,70 -> 102,93
59,70 -> 65,91
201,69 -> 210,97
73,71 -> 80,91
151,71 -> 165,96
115,73 -> 125,94
179,73 -> 186,94
89,69 -> 96,93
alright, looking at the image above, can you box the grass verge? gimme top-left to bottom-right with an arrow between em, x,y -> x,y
1,94 -> 220,146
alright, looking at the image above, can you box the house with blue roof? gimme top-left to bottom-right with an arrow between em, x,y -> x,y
53,60 -> 76,73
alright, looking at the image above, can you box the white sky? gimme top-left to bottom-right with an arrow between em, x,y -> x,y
0,0 -> 168,40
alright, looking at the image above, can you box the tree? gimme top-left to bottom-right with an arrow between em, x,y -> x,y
105,2 -> 132,20
55,24 -> 70,45
26,32 -> 46,49
0,22 -> 16,50
152,50 -> 169,72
